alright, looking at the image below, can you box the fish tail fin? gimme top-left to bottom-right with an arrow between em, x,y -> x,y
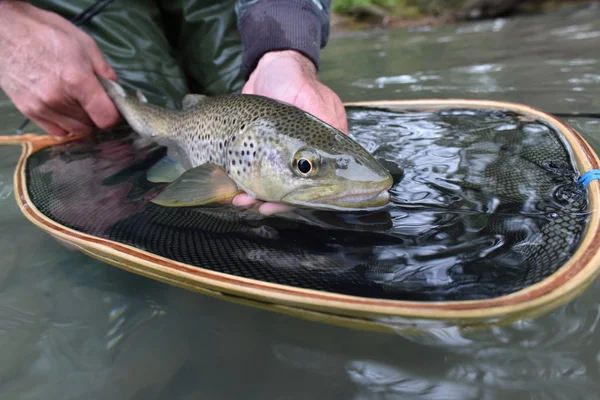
98,76 -> 174,138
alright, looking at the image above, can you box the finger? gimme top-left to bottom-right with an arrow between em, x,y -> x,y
311,106 -> 342,132
17,96 -> 92,136
324,106 -> 348,134
258,202 -> 295,216
32,116 -> 68,137
46,97 -> 95,128
28,79 -> 96,132
293,90 -> 343,133
231,194 -> 293,216
241,82 -> 254,95
6,85 -> 92,136
336,108 -> 349,134
318,92 -> 349,134
232,193 -> 262,207
76,76 -> 121,129
83,35 -> 118,81
38,103 -> 95,135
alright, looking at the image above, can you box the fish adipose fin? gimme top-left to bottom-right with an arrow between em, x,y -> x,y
151,163 -> 241,207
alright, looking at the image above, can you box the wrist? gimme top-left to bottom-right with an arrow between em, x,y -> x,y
254,50 -> 317,77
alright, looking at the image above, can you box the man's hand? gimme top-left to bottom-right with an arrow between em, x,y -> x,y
235,50 -> 348,215
242,50 -> 348,134
0,2 -> 120,137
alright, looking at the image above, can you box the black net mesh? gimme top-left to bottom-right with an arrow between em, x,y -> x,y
24,107 -> 590,301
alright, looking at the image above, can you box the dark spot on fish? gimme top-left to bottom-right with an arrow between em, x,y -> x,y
244,142 -> 247,147
250,143 -> 254,148
243,167 -> 246,172
253,151 -> 256,157
219,142 -> 223,149
247,161 -> 251,167
241,151 -> 245,156
232,160 -> 236,165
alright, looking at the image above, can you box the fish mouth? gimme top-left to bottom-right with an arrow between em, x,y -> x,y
281,184 -> 392,212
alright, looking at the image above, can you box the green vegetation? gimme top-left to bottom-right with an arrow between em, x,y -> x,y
331,0 -> 464,18
332,0 -> 394,15
331,0 -> 591,21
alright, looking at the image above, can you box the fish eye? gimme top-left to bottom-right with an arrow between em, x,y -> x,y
293,149 -> 319,177
297,159 -> 312,174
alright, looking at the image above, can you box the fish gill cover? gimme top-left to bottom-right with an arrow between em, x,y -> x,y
24,107 -> 589,301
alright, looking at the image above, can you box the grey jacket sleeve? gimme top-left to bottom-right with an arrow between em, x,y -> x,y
234,0 -> 331,80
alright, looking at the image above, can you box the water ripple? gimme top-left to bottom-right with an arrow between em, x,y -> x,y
0,173 -> 13,201
347,360 -> 480,400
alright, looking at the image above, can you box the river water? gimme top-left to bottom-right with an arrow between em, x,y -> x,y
1,4 -> 600,399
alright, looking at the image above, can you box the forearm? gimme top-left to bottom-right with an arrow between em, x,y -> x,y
0,0 -> 120,136
234,0 -> 331,80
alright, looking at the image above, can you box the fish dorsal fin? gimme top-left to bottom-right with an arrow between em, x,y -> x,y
182,94 -> 208,110
151,163 -> 241,207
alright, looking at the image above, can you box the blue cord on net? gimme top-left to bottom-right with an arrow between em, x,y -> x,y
579,170 -> 600,187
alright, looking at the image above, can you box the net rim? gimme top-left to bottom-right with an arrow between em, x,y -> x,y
10,98 -> 600,331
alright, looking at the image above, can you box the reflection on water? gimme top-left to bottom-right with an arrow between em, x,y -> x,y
1,3 -> 600,399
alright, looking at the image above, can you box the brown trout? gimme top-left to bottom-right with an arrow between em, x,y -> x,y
99,77 -> 393,211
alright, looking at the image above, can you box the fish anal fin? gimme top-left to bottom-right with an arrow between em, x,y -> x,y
151,163 -> 241,207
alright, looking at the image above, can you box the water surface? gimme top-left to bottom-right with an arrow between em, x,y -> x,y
2,4 -> 600,399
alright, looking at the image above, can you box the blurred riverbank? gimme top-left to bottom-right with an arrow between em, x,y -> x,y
330,0 -> 599,33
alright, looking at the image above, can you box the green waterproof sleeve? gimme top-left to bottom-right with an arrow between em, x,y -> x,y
28,0 -> 246,106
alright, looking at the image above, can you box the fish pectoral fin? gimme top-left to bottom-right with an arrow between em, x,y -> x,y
147,155 -> 187,183
151,163 -> 241,207
182,94 -> 208,110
